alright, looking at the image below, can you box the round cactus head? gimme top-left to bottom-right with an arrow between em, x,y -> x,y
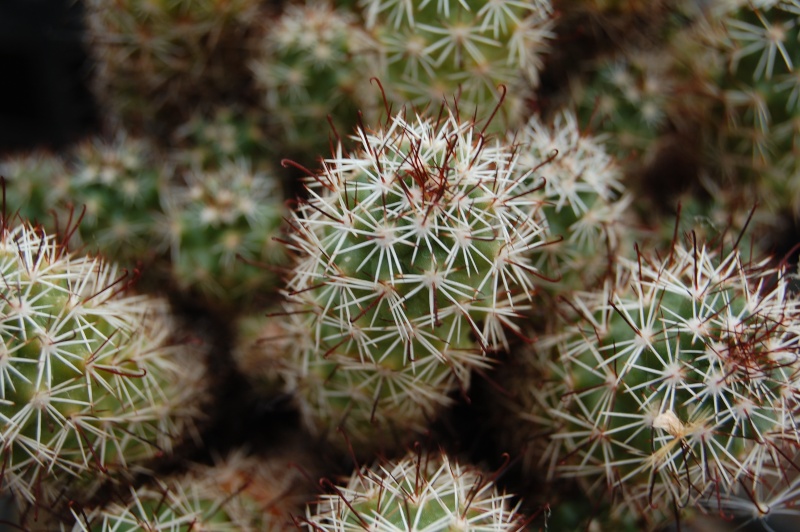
302,449 -> 531,531
360,0 -> 555,130
0,220 -> 208,506
526,233 -> 800,525
265,106 -> 552,453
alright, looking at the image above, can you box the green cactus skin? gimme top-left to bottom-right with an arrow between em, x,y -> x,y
250,0 -> 380,158
69,449 -> 311,531
518,235 -> 800,526
360,0 -> 555,130
0,221 -> 208,506
156,159 -> 286,306
84,0 -> 263,134
260,108 -> 550,454
302,450 -> 530,531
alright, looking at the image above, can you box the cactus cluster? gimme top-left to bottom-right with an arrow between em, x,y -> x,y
7,0 -> 800,529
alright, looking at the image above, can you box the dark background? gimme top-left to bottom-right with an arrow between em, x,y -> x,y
0,0 -> 96,153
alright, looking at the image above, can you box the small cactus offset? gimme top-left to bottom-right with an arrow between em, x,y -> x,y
514,233 -> 800,526
0,220 -> 208,507
251,107 -> 550,453
156,159 -> 286,306
302,449 -> 532,531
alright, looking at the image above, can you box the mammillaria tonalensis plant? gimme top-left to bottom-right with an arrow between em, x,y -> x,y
250,0 -> 379,157
247,107 -> 551,454
156,159 -> 286,306
0,221 -> 208,506
302,449 -> 531,531
507,233 -> 800,526
360,0 -> 555,129
71,449 -> 312,531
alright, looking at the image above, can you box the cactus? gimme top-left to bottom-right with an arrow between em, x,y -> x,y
511,110 -> 632,292
568,49 -> 678,163
302,449 -> 531,531
70,449 -> 312,531
67,133 -> 166,264
250,0 -> 380,158
170,106 -> 271,171
510,233 -> 800,526
244,107 -> 550,454
156,159 -> 286,306
360,0 -> 555,130
0,152 -> 71,226
0,221 -> 208,506
711,1 -> 800,213
84,0 -> 263,133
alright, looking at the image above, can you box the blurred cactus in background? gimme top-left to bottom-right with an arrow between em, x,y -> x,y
360,0 -> 555,130
250,0 -> 379,158
71,449 -> 314,531
157,159 -> 286,306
